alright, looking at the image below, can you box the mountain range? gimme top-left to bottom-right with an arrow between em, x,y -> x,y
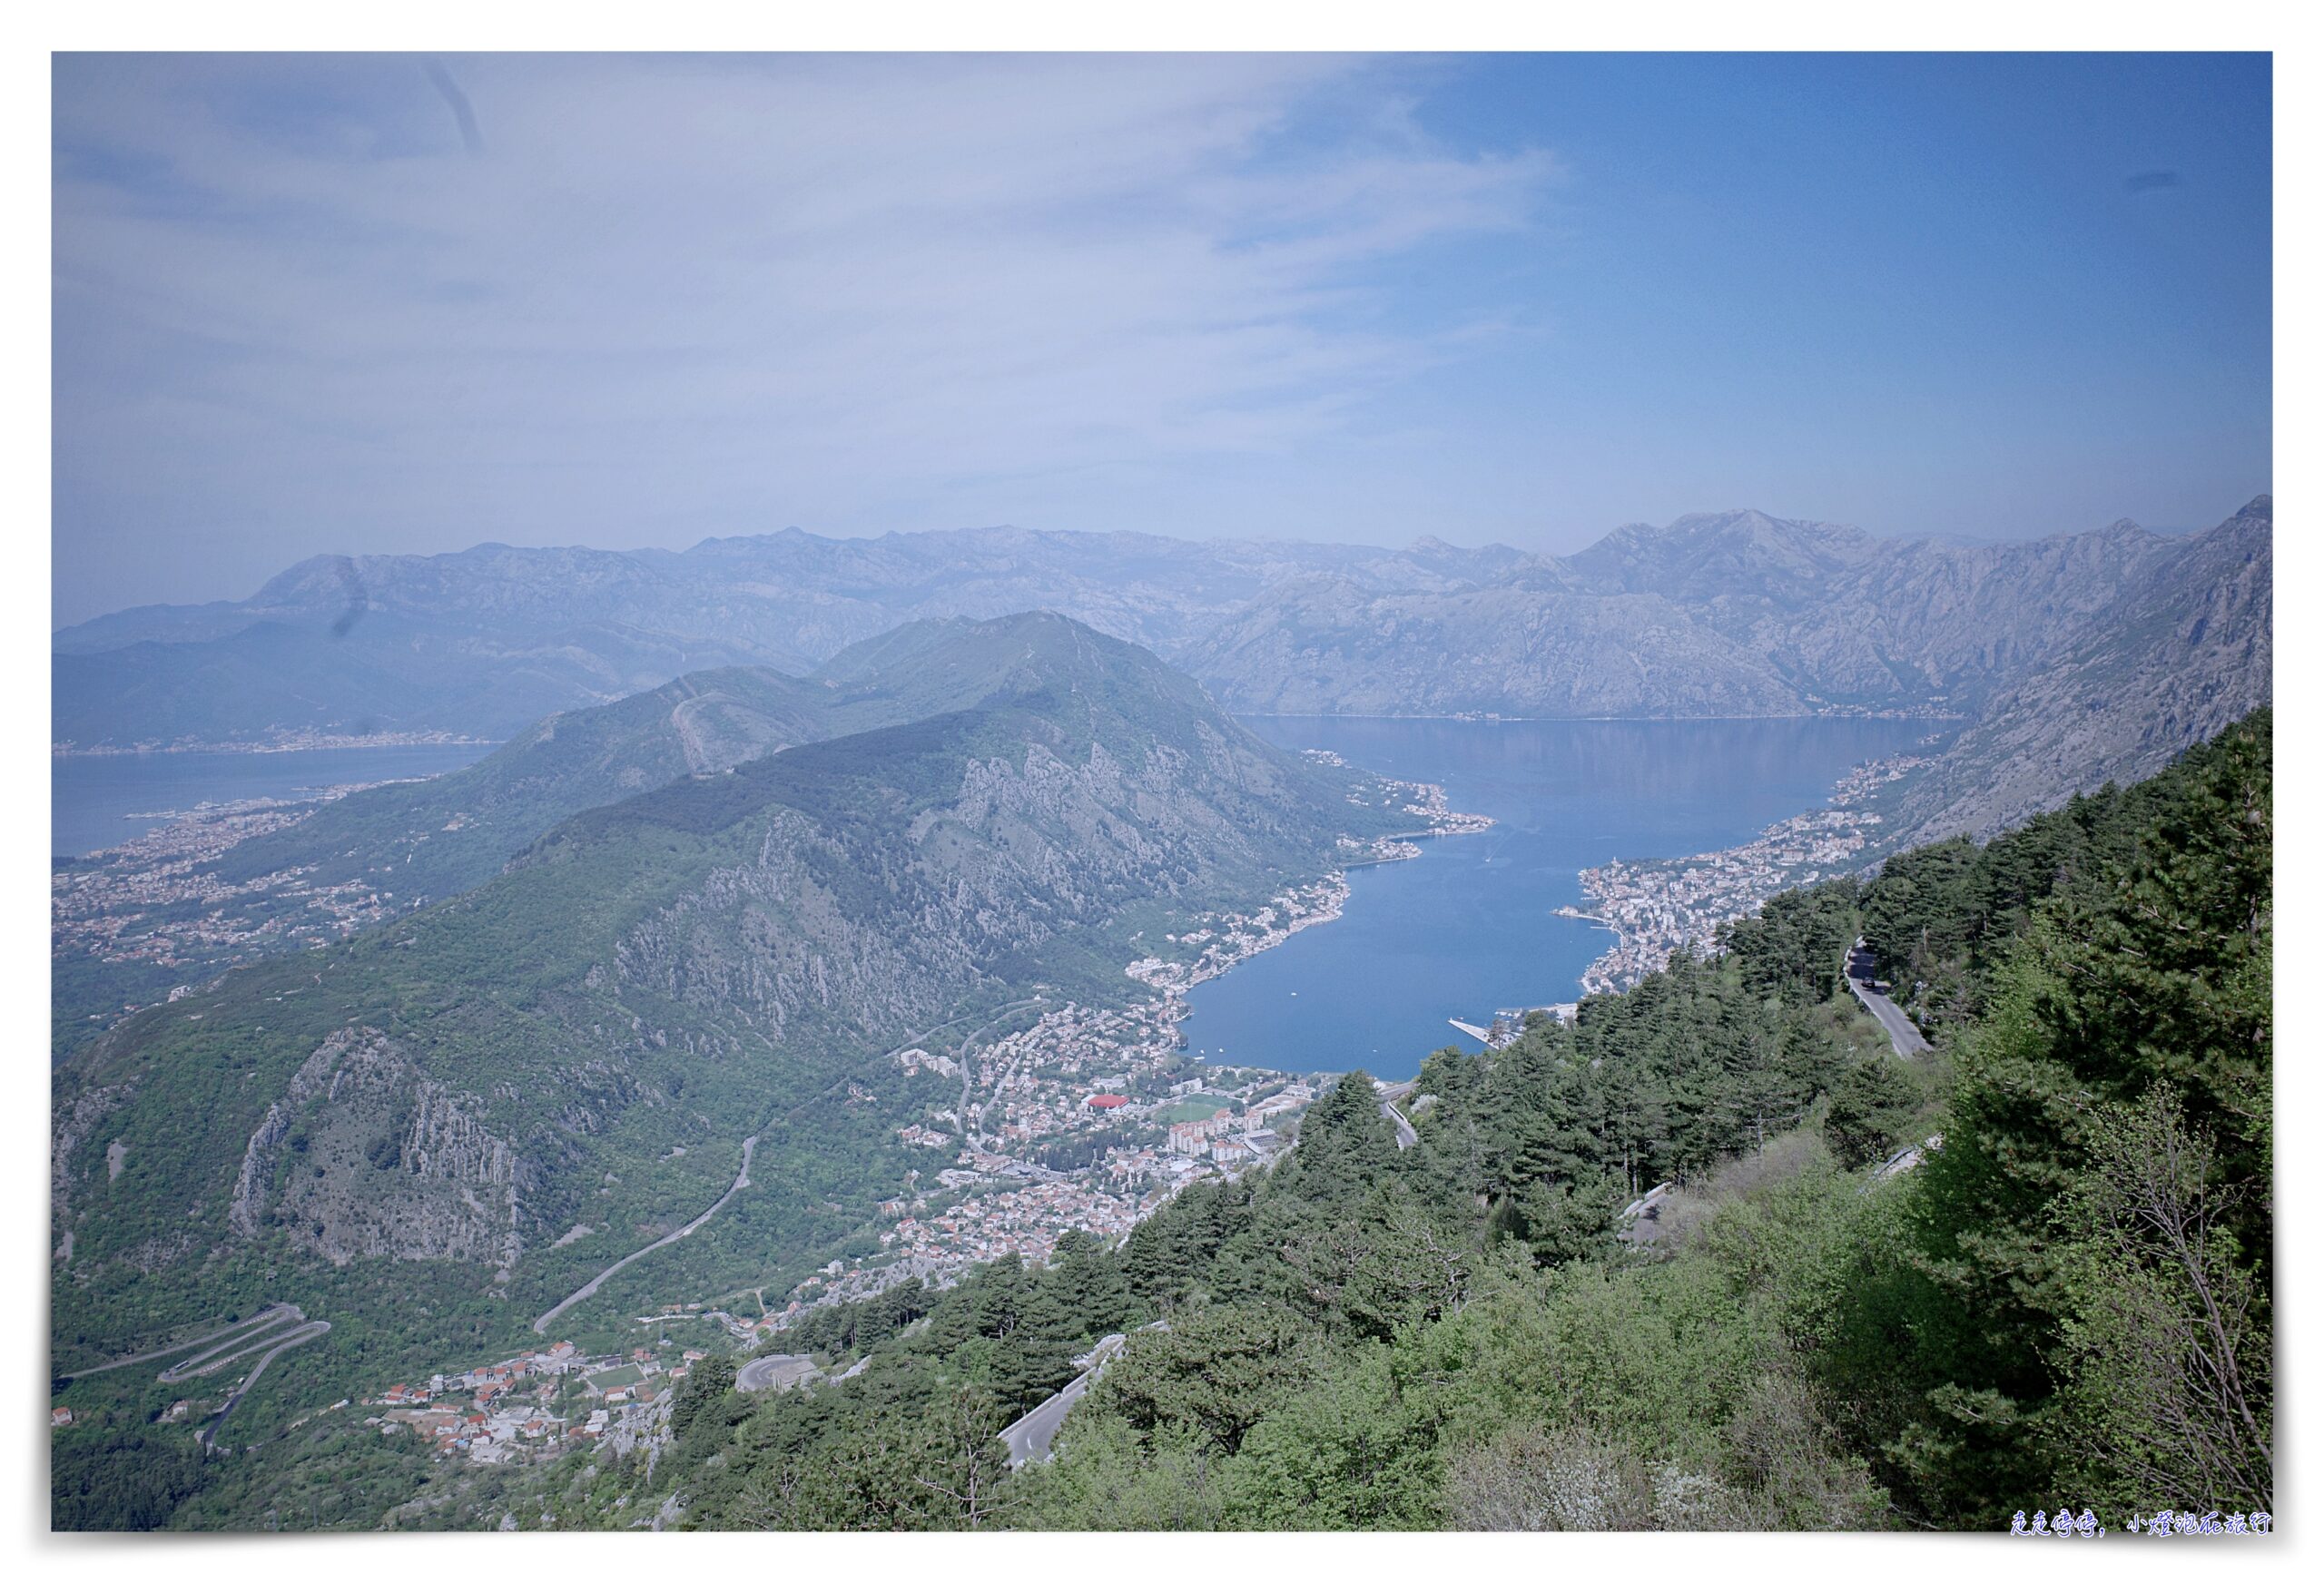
53,503 -> 2263,753
1885,496 -> 2273,843
202,612 -> 1257,919
52,530 -> 1513,749
1188,507 -> 2206,721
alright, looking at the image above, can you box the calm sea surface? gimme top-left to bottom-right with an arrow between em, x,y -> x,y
1182,716 -> 1937,1081
52,743 -> 497,858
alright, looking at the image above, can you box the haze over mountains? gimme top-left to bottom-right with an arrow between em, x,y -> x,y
52,530 -> 1518,749
1888,495 -> 2273,841
1191,506 -> 2215,721
51,504 -> 2249,745
47,520 -> 2273,1526
204,613 -> 1260,925
54,497 -> 2273,854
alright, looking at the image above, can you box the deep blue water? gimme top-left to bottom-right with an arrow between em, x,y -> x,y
1180,716 -> 1937,1081
52,743 -> 497,858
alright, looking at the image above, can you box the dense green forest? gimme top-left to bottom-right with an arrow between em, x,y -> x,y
541,711 -> 2270,1531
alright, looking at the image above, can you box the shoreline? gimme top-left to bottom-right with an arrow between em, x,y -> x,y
763,792 -> 1494,1326
53,733 -> 503,759
1569,749 -> 1935,997
1125,783 -> 1493,1053
1231,708 -> 1965,725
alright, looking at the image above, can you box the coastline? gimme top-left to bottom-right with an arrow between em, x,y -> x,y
1568,749 -> 1934,997
1229,707 -> 1965,725
760,784 -> 1494,1329
53,732 -> 502,758
1126,778 -> 1493,1008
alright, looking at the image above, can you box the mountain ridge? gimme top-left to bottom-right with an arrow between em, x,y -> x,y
56,504 -> 2257,749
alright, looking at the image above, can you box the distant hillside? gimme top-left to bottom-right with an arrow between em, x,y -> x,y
204,613 -> 1229,913
1886,497 -> 2272,845
53,529 -> 1520,750
52,606 -> 777,750
52,615 -> 1404,1376
1187,577 -> 1805,718
1188,506 -> 2201,719
55,504 -> 2265,754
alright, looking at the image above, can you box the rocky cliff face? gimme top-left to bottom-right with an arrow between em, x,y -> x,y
607,729 -> 1304,1046
1190,577 -> 1806,717
228,1027 -> 527,1271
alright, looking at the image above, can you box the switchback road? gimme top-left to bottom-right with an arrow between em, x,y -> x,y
196,1320 -> 331,1452
1377,1078 -> 1419,1149
59,1303 -> 300,1382
159,1305 -> 308,1383
736,1352 -> 817,1392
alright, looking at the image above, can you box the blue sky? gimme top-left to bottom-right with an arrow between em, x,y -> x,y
52,52 -> 2270,624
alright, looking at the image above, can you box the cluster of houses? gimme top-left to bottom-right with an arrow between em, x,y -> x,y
1165,1084 -> 1308,1165
364,1338 -> 713,1464
51,793 -> 413,976
883,1175 -> 1147,1268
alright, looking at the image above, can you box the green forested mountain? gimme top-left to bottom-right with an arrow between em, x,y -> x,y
59,614 -> 1324,1039
199,665 -> 835,909
201,612 -> 1260,916
547,712 -> 2269,1533
50,615 -> 1408,1478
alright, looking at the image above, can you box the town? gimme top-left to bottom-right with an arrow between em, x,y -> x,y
53,727 -> 497,757
1563,751 -> 1935,996
53,782 -> 433,992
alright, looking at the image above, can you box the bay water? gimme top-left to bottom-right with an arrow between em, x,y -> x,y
52,743 -> 497,858
1181,716 -> 1935,1081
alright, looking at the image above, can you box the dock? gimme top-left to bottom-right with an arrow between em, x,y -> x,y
1448,1018 -> 1492,1043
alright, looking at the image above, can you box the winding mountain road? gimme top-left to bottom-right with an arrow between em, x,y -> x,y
196,1321 -> 331,1452
999,1321 -> 1167,1469
735,1352 -> 817,1392
1846,941 -> 1930,1057
59,1303 -> 300,1382
534,1136 -> 759,1334
56,1302 -> 332,1457
532,998 -> 1049,1334
159,1305 -> 308,1383
1377,1078 -> 1419,1149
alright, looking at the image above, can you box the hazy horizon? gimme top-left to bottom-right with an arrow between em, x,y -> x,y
50,497 -> 2252,633
54,52 -> 2270,625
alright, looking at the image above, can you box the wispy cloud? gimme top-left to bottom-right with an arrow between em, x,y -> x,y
53,54 -> 1557,615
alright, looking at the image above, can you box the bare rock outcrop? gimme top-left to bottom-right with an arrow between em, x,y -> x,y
229,1027 -> 529,1271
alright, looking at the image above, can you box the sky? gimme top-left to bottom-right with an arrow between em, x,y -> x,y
52,52 -> 2272,626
